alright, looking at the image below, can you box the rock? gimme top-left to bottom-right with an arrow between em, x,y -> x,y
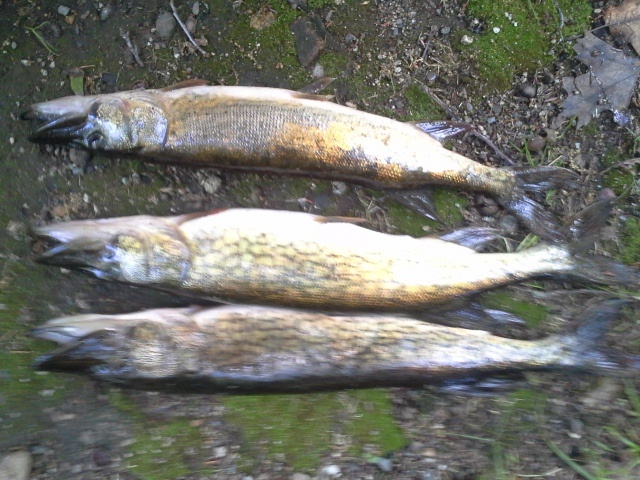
527,135 -> 546,152
0,450 -> 31,480
186,16 -> 197,34
291,474 -> 311,480
192,0 -> 200,15
156,11 -> 177,40
498,215 -> 518,236
517,83 -> 537,98
290,14 -> 329,67
460,34 -> 474,45
312,63 -> 325,78
57,5 -> 71,15
202,174 -> 222,195
321,464 -> 341,477
99,3 -> 114,21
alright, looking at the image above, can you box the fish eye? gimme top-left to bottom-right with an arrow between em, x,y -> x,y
86,131 -> 106,149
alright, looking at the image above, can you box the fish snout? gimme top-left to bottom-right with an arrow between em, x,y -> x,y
20,96 -> 99,147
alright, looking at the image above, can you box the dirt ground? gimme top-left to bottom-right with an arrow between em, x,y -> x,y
1,0 -> 640,479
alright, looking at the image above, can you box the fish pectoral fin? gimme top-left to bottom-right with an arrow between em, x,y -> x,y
407,120 -> 474,142
314,215 -> 369,225
435,373 -> 529,396
438,227 -> 506,251
297,77 -> 335,94
160,79 -> 210,91
291,91 -> 336,102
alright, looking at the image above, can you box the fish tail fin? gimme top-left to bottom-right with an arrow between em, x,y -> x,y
495,166 -> 579,242
560,300 -> 640,376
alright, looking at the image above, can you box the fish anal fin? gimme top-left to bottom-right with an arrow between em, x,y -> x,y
297,77 -> 335,94
408,120 -> 474,142
161,79 -> 211,91
436,373 -> 529,396
314,215 -> 368,225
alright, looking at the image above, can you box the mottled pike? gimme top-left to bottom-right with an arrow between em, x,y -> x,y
31,202 -> 636,314
21,83 -> 577,240
32,301 -> 639,394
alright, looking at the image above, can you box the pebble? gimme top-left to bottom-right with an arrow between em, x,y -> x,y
202,175 -> 222,195
291,474 -> 311,480
57,5 -> 71,15
156,11 -> 177,40
99,3 -> 114,21
331,181 -> 348,195
0,450 -> 31,480
185,16 -> 197,34
527,135 -> 546,152
498,215 -> 518,236
213,446 -> 227,458
290,14 -> 328,67
321,464 -> 341,477
192,0 -> 200,15
517,83 -> 537,98
460,34 -> 473,45
312,63 -> 325,78
345,33 -> 356,43
440,26 -> 450,35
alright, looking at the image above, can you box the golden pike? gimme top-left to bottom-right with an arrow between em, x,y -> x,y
32,301 -> 639,394
21,83 -> 577,240
31,203 -> 636,314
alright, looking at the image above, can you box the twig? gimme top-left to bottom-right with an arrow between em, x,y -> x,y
26,22 -> 58,56
119,29 -> 145,67
170,0 -> 209,56
467,130 -> 515,165
553,0 -> 565,41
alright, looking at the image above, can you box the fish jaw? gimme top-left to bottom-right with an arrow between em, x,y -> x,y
21,95 -> 103,148
21,91 -> 168,152
31,218 -> 134,281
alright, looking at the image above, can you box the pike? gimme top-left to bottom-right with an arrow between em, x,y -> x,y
32,301 -> 639,394
31,201 -> 637,315
21,82 -> 578,241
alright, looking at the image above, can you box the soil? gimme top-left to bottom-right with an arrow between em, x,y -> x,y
0,0 -> 639,479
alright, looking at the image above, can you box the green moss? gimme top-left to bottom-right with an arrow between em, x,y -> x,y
481,291 -> 548,327
462,0 -> 592,90
343,390 -> 406,456
402,84 -> 445,121
223,393 -> 342,471
619,217 -> 640,265
318,51 -> 350,78
109,391 -> 212,479
602,150 -> 636,196
224,390 -> 406,471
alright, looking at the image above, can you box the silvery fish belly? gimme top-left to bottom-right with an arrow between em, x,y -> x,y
21,84 -> 578,240
31,206 -> 636,313
32,301 -> 639,394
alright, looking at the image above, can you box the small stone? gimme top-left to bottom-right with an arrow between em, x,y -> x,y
192,0 -> 200,15
156,11 -> 177,40
291,474 -> 311,480
486,116 -> 496,124
57,5 -> 71,15
527,135 -> 546,152
185,16 -> 197,34
0,450 -> 32,480
99,3 -> 114,21
312,63 -> 325,78
493,26 -> 501,33
202,175 -> 222,195
517,83 -> 537,98
290,14 -> 329,67
321,464 -> 341,477
331,181 -> 348,195
213,446 -> 227,458
498,215 -> 518,236
460,34 -> 473,45
440,26 -> 450,35
371,456 -> 393,472
345,33 -> 356,43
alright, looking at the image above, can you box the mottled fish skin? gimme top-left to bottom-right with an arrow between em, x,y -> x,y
31,207 -> 636,314
32,302 -> 637,394
21,86 -> 579,240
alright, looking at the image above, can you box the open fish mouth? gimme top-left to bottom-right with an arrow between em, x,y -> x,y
20,96 -> 97,146
30,221 -> 116,275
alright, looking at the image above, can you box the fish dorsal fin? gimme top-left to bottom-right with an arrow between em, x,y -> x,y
161,79 -> 210,91
407,120 -> 473,142
314,215 -> 368,225
297,77 -> 335,94
174,208 -> 229,225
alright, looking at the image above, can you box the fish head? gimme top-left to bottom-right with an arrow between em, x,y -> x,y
31,216 -> 190,285
21,91 -> 168,152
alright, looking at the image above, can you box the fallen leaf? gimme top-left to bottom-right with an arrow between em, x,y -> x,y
606,0 -> 640,55
554,32 -> 640,128
249,7 -> 276,30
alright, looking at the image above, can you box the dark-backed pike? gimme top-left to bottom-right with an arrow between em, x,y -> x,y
32,301 -> 639,394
